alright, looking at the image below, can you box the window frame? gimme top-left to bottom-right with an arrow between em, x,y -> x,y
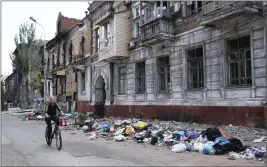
118,66 -> 127,95
135,61 -> 146,94
157,55 -> 171,93
226,36 -> 252,87
186,47 -> 205,89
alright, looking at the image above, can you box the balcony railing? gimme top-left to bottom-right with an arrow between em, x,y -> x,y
99,37 -> 114,49
202,1 -> 260,15
140,17 -> 174,40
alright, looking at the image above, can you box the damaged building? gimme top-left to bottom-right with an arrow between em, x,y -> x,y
46,1 -> 267,127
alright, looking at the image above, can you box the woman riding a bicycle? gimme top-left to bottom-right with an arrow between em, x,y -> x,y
45,96 -> 64,140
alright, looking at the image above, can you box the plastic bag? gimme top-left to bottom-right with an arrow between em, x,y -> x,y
192,142 -> 204,152
125,126 -> 135,135
135,121 -> 147,129
202,142 -> 216,155
114,134 -> 127,141
171,143 -> 187,153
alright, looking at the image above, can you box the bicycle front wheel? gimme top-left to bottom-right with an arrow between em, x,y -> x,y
45,126 -> 51,146
55,128 -> 62,150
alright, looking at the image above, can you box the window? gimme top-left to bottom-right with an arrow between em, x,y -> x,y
134,22 -> 140,38
52,53 -> 55,69
146,6 -> 153,21
81,72 -> 85,92
156,1 -> 168,18
133,6 -> 140,19
227,36 -> 252,86
95,28 -> 100,52
62,42 -> 66,66
136,61 -> 146,93
47,57 -> 50,70
157,56 -> 170,92
100,22 -> 111,48
118,66 -> 127,94
69,43 -> 73,63
187,47 -> 204,89
81,36 -> 85,56
186,1 -> 202,17
57,47 -> 60,67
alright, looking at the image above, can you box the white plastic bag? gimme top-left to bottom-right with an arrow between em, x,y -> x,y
171,143 -> 187,153
114,134 -> 127,141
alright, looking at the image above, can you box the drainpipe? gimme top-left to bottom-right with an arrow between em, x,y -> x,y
264,7 -> 267,105
89,16 -> 93,104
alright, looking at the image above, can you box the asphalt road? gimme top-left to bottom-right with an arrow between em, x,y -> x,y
1,113 -> 265,166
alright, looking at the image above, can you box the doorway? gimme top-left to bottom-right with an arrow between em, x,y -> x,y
94,75 -> 106,117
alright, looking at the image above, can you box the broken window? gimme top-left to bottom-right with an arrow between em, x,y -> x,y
52,53 -> 55,69
100,22 -> 111,48
146,6 -> 153,21
133,6 -> 140,19
81,72 -> 85,92
69,43 -> 73,63
227,36 -> 252,86
118,66 -> 127,94
158,56 -> 170,92
81,36 -> 85,56
186,1 -> 202,17
187,47 -> 204,89
134,22 -> 140,38
95,28 -> 100,52
135,61 -> 146,93
156,1 -> 168,18
62,42 -> 66,66
47,57 -> 50,70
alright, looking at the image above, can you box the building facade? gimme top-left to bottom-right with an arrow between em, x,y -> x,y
46,1 -> 267,127
46,12 -> 91,113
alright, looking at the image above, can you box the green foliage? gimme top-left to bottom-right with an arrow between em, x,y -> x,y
29,72 -> 43,91
10,22 -> 42,77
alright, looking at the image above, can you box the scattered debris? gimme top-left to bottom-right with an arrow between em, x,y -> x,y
253,136 -> 266,143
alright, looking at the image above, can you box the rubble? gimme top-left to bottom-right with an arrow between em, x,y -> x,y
48,113 -> 267,162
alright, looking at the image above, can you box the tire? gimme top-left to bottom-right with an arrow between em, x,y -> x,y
55,127 -> 62,150
45,126 -> 51,146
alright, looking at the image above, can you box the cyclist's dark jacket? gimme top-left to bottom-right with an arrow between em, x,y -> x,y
46,104 -> 60,116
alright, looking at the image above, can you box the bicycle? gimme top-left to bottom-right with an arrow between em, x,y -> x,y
45,114 -> 63,150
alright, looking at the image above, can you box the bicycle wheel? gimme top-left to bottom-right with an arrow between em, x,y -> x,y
45,126 -> 51,146
55,127 -> 62,150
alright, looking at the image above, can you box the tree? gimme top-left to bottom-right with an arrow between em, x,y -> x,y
10,22 -> 42,109
1,80 -> 5,110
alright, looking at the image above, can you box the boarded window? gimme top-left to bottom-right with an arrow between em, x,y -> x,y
187,47 -> 204,89
227,36 -> 252,86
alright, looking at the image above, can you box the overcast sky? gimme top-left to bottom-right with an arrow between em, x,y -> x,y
2,1 -> 88,76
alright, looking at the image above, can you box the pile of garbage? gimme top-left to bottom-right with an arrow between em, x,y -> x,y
66,116 -> 266,161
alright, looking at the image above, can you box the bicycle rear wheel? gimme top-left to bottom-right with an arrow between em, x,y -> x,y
45,126 -> 51,146
55,127 -> 62,150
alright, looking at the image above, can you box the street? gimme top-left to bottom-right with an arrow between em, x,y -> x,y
1,113 -> 265,166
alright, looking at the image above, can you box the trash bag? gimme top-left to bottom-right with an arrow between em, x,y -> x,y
201,128 -> 222,142
171,142 -> 187,153
135,121 -> 147,130
125,125 -> 135,135
150,137 -> 158,145
185,131 -> 200,140
114,128 -> 126,136
202,142 -> 216,155
246,147 -> 266,157
192,142 -> 205,152
114,134 -> 127,142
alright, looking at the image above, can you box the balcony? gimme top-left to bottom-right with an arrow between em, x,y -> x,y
140,17 -> 175,45
199,1 -> 262,26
